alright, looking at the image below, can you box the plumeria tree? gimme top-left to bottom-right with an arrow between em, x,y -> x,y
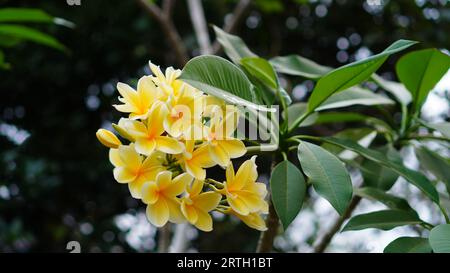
97,24 -> 450,253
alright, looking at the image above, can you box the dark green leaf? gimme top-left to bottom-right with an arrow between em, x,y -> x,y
180,55 -> 273,111
415,146 -> 450,196
316,86 -> 394,111
297,141 -> 352,215
270,161 -> 306,230
342,210 -> 422,231
308,40 -> 417,111
270,54 -> 331,79
0,8 -> 74,27
320,137 -> 439,203
396,49 -> 450,111
0,24 -> 67,51
212,25 -> 256,64
355,187 -> 412,211
315,112 -> 368,124
322,128 -> 376,161
384,237 -> 432,253
429,224 -> 450,253
361,146 -> 400,190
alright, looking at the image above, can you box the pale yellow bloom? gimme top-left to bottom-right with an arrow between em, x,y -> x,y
122,102 -> 184,156
204,110 -> 246,167
141,171 -> 192,227
113,76 -> 161,120
180,180 -> 221,232
223,156 -> 268,216
231,210 -> 267,231
96,129 -> 122,148
177,140 -> 216,180
109,144 -> 166,199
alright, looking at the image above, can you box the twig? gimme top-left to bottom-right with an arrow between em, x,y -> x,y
313,196 -> 362,253
256,159 -> 280,253
187,0 -> 212,54
158,224 -> 171,253
137,0 -> 189,66
211,0 -> 252,54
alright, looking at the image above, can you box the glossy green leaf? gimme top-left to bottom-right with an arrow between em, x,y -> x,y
371,74 -> 412,105
180,55 -> 273,112
316,86 -> 394,111
396,49 -> 450,111
415,146 -> 450,196
319,137 -> 439,203
342,210 -> 422,231
270,161 -> 306,229
315,112 -> 368,124
308,40 -> 417,111
0,24 -> 67,51
429,224 -> 450,253
0,50 -> 10,69
241,57 -> 292,105
270,54 -> 331,79
384,237 -> 432,253
0,8 -> 74,28
285,103 -> 318,127
322,128 -> 376,161
355,187 -> 412,211
212,25 -> 256,64
297,141 -> 352,215
361,146 -> 400,191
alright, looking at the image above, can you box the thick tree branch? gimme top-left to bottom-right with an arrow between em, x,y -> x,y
211,0 -> 252,54
137,0 -> 189,66
313,196 -> 362,253
187,0 -> 212,54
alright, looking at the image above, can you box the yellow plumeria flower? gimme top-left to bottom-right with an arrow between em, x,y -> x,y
223,156 -> 268,216
109,144 -> 166,199
231,210 -> 267,231
163,87 -> 205,138
141,171 -> 192,227
96,129 -> 122,148
113,76 -> 161,120
180,180 -> 222,232
177,140 -> 216,181
149,62 -> 184,99
204,109 -> 246,167
122,102 -> 185,156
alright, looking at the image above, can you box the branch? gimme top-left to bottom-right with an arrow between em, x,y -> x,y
313,196 -> 361,253
158,224 -> 171,253
187,0 -> 212,54
137,0 -> 189,66
169,222 -> 190,252
211,0 -> 252,54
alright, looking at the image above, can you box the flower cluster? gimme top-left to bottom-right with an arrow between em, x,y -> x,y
96,62 -> 268,232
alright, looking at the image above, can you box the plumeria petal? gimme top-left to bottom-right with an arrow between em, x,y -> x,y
156,171 -> 173,190
166,173 -> 192,197
218,139 -> 246,159
141,182 -> 159,204
193,192 -> 221,212
109,148 -> 123,167
155,136 -> 184,154
181,202 -> 198,224
146,199 -> 169,227
167,198 -> 185,224
113,166 -> 136,183
194,209 -> 213,232
135,138 -> 157,156
208,143 -> 230,167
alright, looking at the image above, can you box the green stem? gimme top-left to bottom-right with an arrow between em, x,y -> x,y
438,204 -> 450,224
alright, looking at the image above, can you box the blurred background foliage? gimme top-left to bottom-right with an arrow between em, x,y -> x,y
0,0 -> 449,252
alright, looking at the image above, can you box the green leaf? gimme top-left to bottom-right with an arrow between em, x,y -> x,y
415,146 -> 450,196
212,25 -> 256,64
355,187 -> 412,211
426,122 -> 450,138
361,146 -> 400,191
319,137 -> 439,203
297,141 -> 352,215
371,74 -> 412,106
322,128 -> 377,161
396,49 -> 450,111
0,8 -> 74,27
0,24 -> 67,51
384,237 -> 432,253
0,50 -> 10,69
342,210 -> 422,231
316,86 -> 394,111
429,224 -> 450,253
241,57 -> 292,105
270,54 -> 331,79
270,160 -> 306,230
285,103 -> 318,127
308,40 -> 417,111
179,55 -> 273,112
315,112 -> 368,124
